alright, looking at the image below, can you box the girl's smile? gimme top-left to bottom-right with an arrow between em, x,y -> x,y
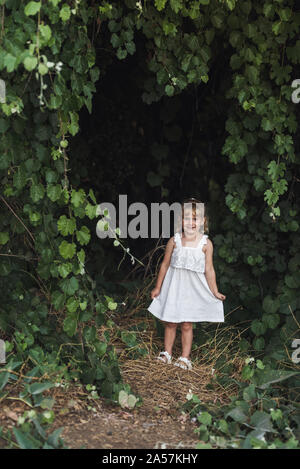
182,209 -> 204,240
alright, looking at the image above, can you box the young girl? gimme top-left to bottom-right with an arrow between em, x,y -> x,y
147,198 -> 226,370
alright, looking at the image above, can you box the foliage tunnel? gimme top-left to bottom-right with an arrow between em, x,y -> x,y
0,0 -> 300,401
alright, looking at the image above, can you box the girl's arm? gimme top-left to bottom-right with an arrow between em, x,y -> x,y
204,239 -> 226,301
151,237 -> 175,298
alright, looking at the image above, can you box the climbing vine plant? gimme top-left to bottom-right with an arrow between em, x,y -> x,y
0,0 -> 299,401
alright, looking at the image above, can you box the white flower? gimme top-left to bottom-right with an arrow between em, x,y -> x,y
245,357 -> 255,364
211,368 -> 215,375
55,61 -> 63,72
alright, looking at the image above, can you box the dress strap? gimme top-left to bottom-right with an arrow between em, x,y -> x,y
174,232 -> 181,248
198,234 -> 208,247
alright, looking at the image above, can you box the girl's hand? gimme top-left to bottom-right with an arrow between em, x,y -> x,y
151,287 -> 161,299
214,291 -> 226,301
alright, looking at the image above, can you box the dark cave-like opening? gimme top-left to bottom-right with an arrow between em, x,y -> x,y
68,29 -> 233,286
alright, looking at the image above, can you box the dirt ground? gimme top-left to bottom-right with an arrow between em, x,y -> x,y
0,348 -> 240,449
0,364 -> 223,449
59,403 -> 200,449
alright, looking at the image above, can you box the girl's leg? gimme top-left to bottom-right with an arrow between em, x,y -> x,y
180,322 -> 193,359
163,322 -> 177,358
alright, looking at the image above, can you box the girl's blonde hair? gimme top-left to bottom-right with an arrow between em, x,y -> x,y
175,197 -> 209,234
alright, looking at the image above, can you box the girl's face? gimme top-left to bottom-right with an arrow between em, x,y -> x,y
182,208 -> 204,234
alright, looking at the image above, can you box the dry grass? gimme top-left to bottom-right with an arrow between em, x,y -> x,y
100,310 -> 250,414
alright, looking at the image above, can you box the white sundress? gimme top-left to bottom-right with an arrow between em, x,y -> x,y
147,231 -> 225,323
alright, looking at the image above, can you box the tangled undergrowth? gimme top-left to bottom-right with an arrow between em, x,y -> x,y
0,270 -> 299,449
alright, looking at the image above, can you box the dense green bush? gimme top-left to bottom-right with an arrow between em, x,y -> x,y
0,0 -> 299,417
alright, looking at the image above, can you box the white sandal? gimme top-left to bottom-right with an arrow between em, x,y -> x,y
173,356 -> 193,370
156,351 -> 172,364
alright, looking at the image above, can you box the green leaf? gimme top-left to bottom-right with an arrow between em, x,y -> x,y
4,53 -> 17,72
262,313 -> 280,330
272,21 -> 281,36
108,301 -> 117,310
38,63 -> 48,75
58,262 -> 72,279
0,119 -> 9,133
59,241 -> 76,259
76,226 -> 91,245
211,13 -> 224,29
77,249 -> 85,266
125,41 -> 136,55
59,4 -> 71,22
246,65 -> 259,84
30,183 -> 45,202
24,56 -> 38,71
243,384 -> 256,401
88,189 -> 97,204
85,203 -> 97,219
57,215 -> 76,236
51,290 -> 65,310
83,326 -> 96,343
29,382 -> 54,395
262,296 -> 280,314
47,184 -> 62,202
127,394 -> 138,409
198,412 -> 212,426
165,85 -> 175,96
60,276 -> 79,295
256,359 -> 265,370
0,232 -> 9,245
24,1 -> 41,16
226,407 -> 248,423
285,273 -> 300,289
121,331 -> 137,347
47,427 -> 64,448
68,112 -> 79,136
155,0 -> 167,11
253,337 -> 265,351
13,428 -> 41,449
250,411 -> 274,433
63,315 -> 77,337
251,320 -> 267,336
71,189 -> 85,208
116,48 -> 127,60
13,166 -> 27,189
256,370 -> 299,390
170,0 -> 183,13
66,297 -> 79,313
95,341 -> 107,357
39,24 -> 52,42
242,365 -> 254,380
0,371 -> 10,391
